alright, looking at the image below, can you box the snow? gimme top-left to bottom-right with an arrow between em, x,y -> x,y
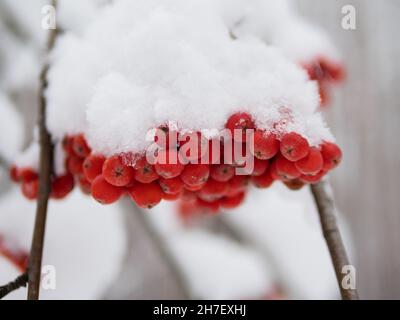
148,201 -> 275,299
46,0 -> 335,157
0,188 -> 126,300
221,183 -> 353,299
0,94 -> 24,163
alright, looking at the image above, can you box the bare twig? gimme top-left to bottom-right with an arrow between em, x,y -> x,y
0,272 -> 28,299
27,0 -> 57,300
311,180 -> 359,300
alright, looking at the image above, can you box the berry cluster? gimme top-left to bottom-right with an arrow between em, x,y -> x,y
11,112 -> 342,213
302,57 -> 345,106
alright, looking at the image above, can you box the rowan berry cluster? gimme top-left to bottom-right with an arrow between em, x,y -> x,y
10,112 -> 342,213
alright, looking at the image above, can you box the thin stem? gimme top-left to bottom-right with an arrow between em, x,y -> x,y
310,180 -> 359,300
0,272 -> 28,299
27,0 -> 57,300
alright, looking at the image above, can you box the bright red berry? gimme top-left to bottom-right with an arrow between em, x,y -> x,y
300,170 -> 326,184
154,149 -> 184,179
91,176 -> 123,205
275,155 -> 301,180
18,168 -> 38,182
252,170 -> 274,188
133,156 -> 159,183
197,178 -> 228,202
200,138 -> 222,165
225,112 -> 255,142
295,147 -> 323,175
210,164 -> 235,182
226,175 -> 249,197
252,130 -> 279,160
184,182 -> 206,192
83,154 -> 105,182
128,182 -> 163,209
321,142 -> 342,170
51,174 -> 74,199
284,179 -> 305,191
62,135 -> 75,156
159,177 -> 184,195
251,158 -> 269,176
9,166 -> 19,182
180,164 -> 210,187
220,192 -> 246,209
102,155 -> 134,187
280,132 -> 309,161
154,124 -> 179,150
78,176 -> 91,195
179,131 -> 208,163
162,192 -> 181,201
67,155 -> 84,175
21,179 -> 39,200
269,161 -> 282,181
72,134 -> 91,158
197,198 -> 220,213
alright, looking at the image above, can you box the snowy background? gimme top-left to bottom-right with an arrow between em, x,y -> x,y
0,0 -> 399,299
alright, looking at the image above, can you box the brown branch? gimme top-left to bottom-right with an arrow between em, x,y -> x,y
27,0 -> 57,300
0,272 -> 28,299
310,180 -> 359,300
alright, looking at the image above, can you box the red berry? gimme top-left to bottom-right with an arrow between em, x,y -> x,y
154,125 -> 179,150
252,170 -> 274,188
269,161 -> 282,181
300,170 -> 326,184
251,158 -> 269,176
295,147 -> 323,175
62,135 -> 75,156
184,182 -> 206,192
252,130 -> 279,160
197,198 -> 220,213
159,177 -> 184,195
280,132 -> 309,161
78,176 -> 91,195
321,142 -> 342,170
91,176 -> 123,204
133,156 -> 159,183
154,149 -> 184,179
210,164 -> 235,182
179,131 -> 207,163
220,192 -> 246,209
180,164 -> 210,186
197,178 -> 228,202
21,179 -> 39,200
128,182 -> 163,209
51,174 -> 74,199
67,155 -> 84,175
162,192 -> 181,201
225,112 -> 255,142
72,134 -> 91,158
226,175 -> 249,197
83,154 -> 105,182
18,168 -> 38,182
9,166 -> 19,182
102,155 -> 134,187
200,138 -> 222,165
283,179 -> 305,191
275,155 -> 301,180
